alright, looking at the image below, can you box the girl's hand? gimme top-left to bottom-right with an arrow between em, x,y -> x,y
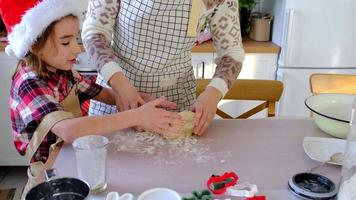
191,86 -> 221,136
136,96 -> 184,136
140,92 -> 177,110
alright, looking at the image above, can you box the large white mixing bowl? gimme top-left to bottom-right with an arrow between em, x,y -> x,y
305,94 -> 356,139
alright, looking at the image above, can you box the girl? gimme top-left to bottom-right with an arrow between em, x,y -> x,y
1,0 -> 183,164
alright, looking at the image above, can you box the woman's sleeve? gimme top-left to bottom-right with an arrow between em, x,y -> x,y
81,0 -> 123,84
204,0 -> 245,96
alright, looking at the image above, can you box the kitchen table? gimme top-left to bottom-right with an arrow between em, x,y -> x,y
52,117 -> 341,199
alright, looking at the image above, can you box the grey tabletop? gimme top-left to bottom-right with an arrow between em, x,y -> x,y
53,117 -> 341,199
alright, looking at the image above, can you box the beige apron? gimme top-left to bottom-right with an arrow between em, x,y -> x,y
21,72 -> 82,199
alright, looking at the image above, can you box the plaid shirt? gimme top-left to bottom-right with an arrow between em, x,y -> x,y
10,66 -> 102,163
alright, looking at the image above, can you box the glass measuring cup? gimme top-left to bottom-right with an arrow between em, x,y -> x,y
72,135 -> 108,193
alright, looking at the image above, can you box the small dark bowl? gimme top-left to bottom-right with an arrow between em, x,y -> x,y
26,177 -> 90,200
288,173 -> 337,200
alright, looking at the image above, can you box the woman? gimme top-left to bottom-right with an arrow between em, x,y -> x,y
82,0 -> 245,135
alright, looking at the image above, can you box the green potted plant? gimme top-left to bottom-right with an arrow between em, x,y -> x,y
238,0 -> 259,36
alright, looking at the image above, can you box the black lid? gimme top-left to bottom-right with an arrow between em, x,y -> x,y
288,173 -> 337,199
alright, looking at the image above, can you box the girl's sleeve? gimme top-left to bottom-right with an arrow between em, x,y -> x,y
81,0 -> 122,84
204,0 -> 245,96
16,78 -> 65,127
77,76 -> 103,103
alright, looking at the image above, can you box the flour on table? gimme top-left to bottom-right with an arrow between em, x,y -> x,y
112,129 -> 232,165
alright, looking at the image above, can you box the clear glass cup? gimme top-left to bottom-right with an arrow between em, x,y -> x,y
338,98 -> 356,200
72,135 -> 108,193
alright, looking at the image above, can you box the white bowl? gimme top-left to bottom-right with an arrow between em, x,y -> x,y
305,94 -> 356,139
137,188 -> 181,200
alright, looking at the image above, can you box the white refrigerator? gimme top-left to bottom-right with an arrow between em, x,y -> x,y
261,0 -> 356,117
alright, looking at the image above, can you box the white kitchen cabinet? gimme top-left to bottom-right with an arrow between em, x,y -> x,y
212,53 -> 278,80
191,53 -> 214,78
0,52 -> 28,166
192,52 -> 279,118
238,53 -> 278,80
192,52 -> 278,80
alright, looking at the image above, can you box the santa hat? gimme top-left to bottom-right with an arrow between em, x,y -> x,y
0,0 -> 82,59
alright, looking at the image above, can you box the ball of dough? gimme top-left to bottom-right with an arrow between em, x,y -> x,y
165,110 -> 195,140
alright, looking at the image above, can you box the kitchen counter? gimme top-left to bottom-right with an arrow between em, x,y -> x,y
0,38 -> 280,54
192,38 -> 280,54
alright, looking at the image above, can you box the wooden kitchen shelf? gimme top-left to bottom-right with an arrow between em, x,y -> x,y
192,38 -> 280,54
0,38 -> 280,54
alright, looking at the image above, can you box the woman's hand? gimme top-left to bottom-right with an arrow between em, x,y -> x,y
109,72 -> 145,111
140,92 -> 177,110
135,96 -> 184,136
191,86 -> 222,135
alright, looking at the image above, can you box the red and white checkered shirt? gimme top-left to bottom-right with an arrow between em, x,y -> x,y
10,66 -> 102,163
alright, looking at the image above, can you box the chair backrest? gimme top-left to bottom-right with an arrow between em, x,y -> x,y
310,73 -> 356,95
196,79 -> 284,119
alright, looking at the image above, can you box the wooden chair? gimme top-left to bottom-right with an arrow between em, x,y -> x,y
310,73 -> 356,95
196,79 -> 284,119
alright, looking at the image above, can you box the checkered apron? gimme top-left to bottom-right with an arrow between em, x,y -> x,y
89,0 -> 200,115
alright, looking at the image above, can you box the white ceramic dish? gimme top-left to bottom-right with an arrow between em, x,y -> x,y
137,188 -> 181,200
303,136 -> 346,165
305,94 -> 356,139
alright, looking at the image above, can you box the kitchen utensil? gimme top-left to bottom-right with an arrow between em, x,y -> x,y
182,189 -> 212,200
288,173 -> 337,200
225,182 -> 258,198
206,171 -> 258,198
72,135 -> 108,193
106,192 -> 133,200
303,136 -> 346,165
207,172 -> 239,195
25,168 -> 90,200
307,152 -> 344,172
137,188 -> 181,200
305,94 -> 356,138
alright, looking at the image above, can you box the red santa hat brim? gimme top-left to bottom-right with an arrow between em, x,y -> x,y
5,0 -> 82,59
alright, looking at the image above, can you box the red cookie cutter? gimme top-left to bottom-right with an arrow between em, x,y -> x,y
206,171 -> 239,195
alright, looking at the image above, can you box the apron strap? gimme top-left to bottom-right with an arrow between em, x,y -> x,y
25,111 -> 74,162
60,85 -> 83,118
187,0 -> 202,37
